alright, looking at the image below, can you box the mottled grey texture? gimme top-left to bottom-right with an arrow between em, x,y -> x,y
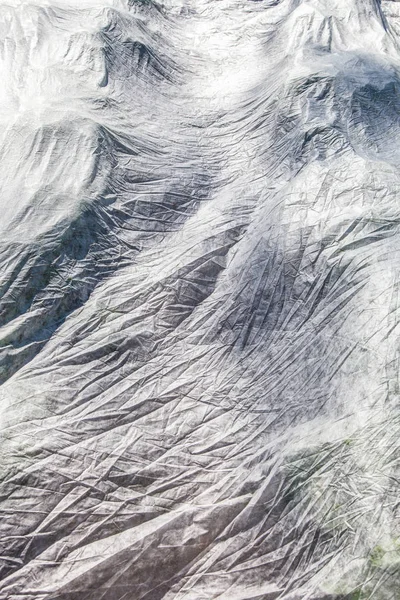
0,0 -> 400,598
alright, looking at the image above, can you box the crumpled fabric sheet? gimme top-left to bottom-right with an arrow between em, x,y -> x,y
0,0 -> 400,598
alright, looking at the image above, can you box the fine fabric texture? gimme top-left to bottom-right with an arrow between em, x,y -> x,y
0,1 -> 400,599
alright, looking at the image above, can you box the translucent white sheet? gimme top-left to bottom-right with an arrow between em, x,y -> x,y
1,1 -> 400,598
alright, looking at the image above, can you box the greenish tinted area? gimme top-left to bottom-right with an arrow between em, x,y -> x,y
369,545 -> 385,568
346,590 -> 363,600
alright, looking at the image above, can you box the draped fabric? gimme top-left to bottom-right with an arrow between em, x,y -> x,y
1,1 -> 400,598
